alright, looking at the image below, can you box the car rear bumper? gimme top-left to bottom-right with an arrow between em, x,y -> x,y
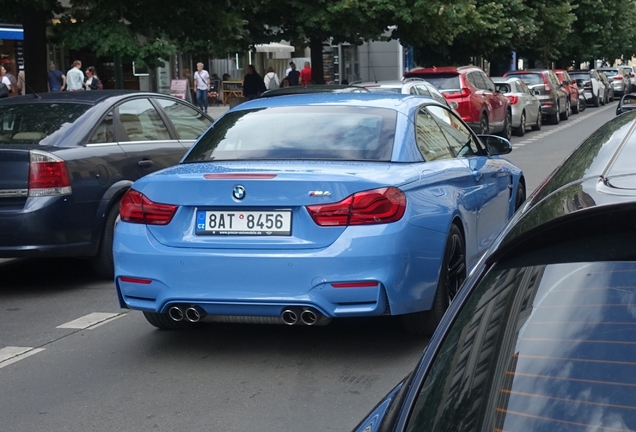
114,221 -> 447,319
0,196 -> 95,258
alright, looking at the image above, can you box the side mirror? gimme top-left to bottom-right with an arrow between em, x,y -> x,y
616,93 -> 636,115
477,134 -> 512,155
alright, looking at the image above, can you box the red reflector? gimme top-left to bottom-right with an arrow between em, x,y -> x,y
307,187 -> 406,227
506,95 -> 519,105
120,189 -> 178,225
331,282 -> 379,288
120,276 -> 152,284
203,173 -> 277,179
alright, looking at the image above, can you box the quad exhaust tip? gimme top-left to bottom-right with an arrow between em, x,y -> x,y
300,309 -> 318,326
168,306 -> 184,322
185,306 -> 205,323
281,309 -> 298,325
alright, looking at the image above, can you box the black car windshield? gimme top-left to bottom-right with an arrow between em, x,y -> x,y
509,73 -> 544,85
405,255 -> 636,431
0,103 -> 91,145
417,74 -> 460,91
569,72 -> 591,81
183,106 -> 397,162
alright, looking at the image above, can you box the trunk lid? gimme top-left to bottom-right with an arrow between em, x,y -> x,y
138,161 -> 420,250
0,147 -> 31,208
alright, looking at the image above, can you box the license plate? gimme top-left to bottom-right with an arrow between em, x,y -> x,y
195,210 -> 292,236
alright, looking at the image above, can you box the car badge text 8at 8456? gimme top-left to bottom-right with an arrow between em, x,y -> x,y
232,185 -> 246,200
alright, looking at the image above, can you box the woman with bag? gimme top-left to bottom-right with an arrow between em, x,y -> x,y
83,66 -> 100,91
264,67 -> 280,91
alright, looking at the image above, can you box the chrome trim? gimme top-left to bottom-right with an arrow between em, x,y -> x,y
117,140 -> 181,145
85,142 -> 118,147
0,189 -> 28,198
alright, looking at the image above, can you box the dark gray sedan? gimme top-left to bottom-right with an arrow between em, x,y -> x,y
0,91 -> 212,277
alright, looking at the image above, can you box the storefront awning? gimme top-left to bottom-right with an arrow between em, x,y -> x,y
253,43 -> 295,53
0,26 -> 24,41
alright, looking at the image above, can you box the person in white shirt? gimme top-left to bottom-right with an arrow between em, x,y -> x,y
193,62 -> 210,112
264,67 -> 280,91
0,65 -> 11,94
66,60 -> 85,91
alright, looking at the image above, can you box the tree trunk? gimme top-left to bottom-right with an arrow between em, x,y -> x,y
310,38 -> 325,85
22,7 -> 49,94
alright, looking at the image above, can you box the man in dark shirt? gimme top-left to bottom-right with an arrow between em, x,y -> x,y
47,63 -> 66,92
286,62 -> 300,86
242,65 -> 266,99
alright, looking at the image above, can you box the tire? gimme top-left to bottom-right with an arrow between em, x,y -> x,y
401,224 -> 466,336
514,182 -> 526,212
593,92 -> 600,107
610,91 -> 614,102
513,111 -> 526,136
571,96 -> 579,114
497,110 -> 512,140
531,110 -> 542,131
90,200 -> 120,279
579,96 -> 586,112
551,103 -> 560,124
143,311 -> 204,330
560,99 -> 570,120
479,113 -> 489,134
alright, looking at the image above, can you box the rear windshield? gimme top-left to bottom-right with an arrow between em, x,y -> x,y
365,87 -> 401,94
495,83 -> 511,93
601,69 -> 619,76
569,72 -> 591,81
414,74 -> 460,91
508,73 -> 544,85
183,106 -> 397,162
0,103 -> 91,145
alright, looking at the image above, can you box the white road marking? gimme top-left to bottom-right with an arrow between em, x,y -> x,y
57,312 -> 121,329
0,347 -> 45,369
512,103 -> 615,147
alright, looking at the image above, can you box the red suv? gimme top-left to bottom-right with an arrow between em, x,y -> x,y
404,66 -> 511,139
554,69 -> 580,114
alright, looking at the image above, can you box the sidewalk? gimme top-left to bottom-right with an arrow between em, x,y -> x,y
206,104 -> 230,119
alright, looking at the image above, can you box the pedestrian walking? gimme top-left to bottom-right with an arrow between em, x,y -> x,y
264,67 -> 280,91
287,62 -> 300,86
17,69 -> 25,95
285,62 -> 293,77
3,64 -> 18,96
299,61 -> 312,86
0,65 -> 11,98
193,62 -> 210,112
47,63 -> 66,92
242,65 -> 266,99
66,60 -> 85,91
83,66 -> 100,91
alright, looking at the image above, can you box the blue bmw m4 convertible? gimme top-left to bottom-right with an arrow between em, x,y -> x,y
113,93 -> 525,334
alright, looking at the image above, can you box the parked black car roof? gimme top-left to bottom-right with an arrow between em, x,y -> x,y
0,90 -> 161,106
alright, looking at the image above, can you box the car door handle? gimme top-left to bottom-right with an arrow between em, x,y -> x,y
138,159 -> 154,168
472,170 -> 482,181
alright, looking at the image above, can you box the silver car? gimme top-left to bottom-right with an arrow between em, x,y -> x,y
354,78 -> 452,108
621,65 -> 636,91
492,77 -> 541,136
597,67 -> 631,95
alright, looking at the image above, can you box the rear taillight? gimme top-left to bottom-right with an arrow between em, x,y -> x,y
542,75 -> 551,92
28,150 -> 72,197
306,187 -> 406,227
119,189 -> 178,225
630,73 -> 634,78
614,76 -> 623,81
444,87 -> 471,99
506,95 -> 519,105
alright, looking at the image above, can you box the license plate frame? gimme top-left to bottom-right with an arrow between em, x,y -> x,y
195,209 -> 293,236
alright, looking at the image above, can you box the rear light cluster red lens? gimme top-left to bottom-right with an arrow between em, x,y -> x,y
28,150 -> 72,197
306,187 -> 406,227
120,189 -> 178,225
614,76 -> 623,81
444,87 -> 471,99
506,95 -> 519,105
542,74 -> 551,92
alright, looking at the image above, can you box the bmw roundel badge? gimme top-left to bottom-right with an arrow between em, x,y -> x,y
233,185 -> 246,200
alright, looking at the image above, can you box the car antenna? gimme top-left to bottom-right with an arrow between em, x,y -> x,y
25,83 -> 41,99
